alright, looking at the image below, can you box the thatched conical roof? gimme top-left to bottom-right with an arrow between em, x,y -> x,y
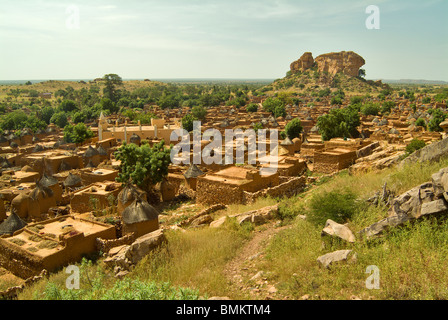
63,173 -> 82,188
84,146 -> 99,158
85,159 -> 96,168
59,161 -> 72,172
118,182 -> 146,204
29,183 -> 54,201
183,164 -> 204,179
39,173 -> 59,187
97,145 -> 108,156
122,199 -> 159,225
281,137 -> 294,146
0,212 -> 27,236
33,144 -> 44,152
0,157 -> 11,168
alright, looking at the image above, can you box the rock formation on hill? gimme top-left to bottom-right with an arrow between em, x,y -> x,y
290,51 -> 365,77
290,52 -> 315,73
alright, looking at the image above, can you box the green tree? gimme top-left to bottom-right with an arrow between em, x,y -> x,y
361,102 -> 380,116
115,140 -> 172,191
358,69 -> 366,78
317,106 -> 360,141
284,118 -> 303,139
40,106 -> 55,124
273,105 -> 286,118
181,113 -> 196,132
262,97 -> 284,114
100,97 -> 119,114
0,111 -> 28,130
191,105 -> 207,121
59,100 -> 78,112
428,109 -> 446,132
103,74 -> 123,103
72,111 -> 87,124
63,123 -> 94,143
50,112 -> 68,128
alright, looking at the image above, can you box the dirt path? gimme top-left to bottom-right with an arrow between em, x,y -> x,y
223,222 -> 291,300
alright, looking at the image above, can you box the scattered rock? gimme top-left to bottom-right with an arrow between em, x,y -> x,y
321,219 -> 356,243
317,250 -> 353,268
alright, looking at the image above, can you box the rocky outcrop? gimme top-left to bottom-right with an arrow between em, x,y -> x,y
400,136 -> 448,166
314,51 -> 365,77
290,51 -> 365,77
360,166 -> 448,239
290,52 -> 314,73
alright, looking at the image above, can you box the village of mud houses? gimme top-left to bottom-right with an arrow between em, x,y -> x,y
0,1 -> 447,307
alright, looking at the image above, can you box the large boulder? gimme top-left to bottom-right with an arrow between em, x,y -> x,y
125,229 -> 167,265
314,51 -> 365,77
321,219 -> 356,243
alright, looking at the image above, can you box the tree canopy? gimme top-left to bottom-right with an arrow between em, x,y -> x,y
115,140 -> 172,191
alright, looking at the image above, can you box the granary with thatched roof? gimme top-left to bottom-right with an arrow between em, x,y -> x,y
183,164 -> 205,191
63,172 -> 83,189
117,182 -> 147,214
121,198 -> 159,238
0,212 -> 27,236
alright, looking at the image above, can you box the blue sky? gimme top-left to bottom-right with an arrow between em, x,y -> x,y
0,0 -> 447,81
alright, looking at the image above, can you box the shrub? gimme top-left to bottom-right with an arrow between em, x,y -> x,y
246,103 -> 258,113
361,102 -> 380,116
405,139 -> 426,155
306,189 -> 359,227
415,118 -> 426,129
350,96 -> 363,105
284,118 -> 303,139
381,101 -> 395,114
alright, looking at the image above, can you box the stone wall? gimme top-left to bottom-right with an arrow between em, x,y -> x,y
243,176 -> 306,204
196,179 -> 244,205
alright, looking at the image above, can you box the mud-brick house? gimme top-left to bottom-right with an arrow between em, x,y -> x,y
273,156 -> 307,177
70,181 -> 122,214
80,168 -> 118,185
0,216 -> 116,279
313,148 -> 357,174
20,150 -> 81,175
196,166 -> 279,205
